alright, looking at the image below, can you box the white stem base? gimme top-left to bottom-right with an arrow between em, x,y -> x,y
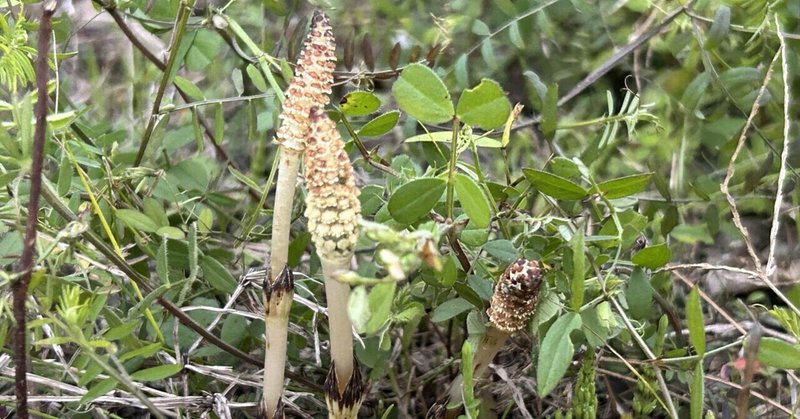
321,257 -> 354,396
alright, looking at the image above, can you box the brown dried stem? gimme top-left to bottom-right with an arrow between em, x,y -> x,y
13,3 -> 56,417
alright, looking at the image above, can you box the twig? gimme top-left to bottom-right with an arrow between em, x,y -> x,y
12,3 -> 55,417
133,0 -> 196,166
766,19 -> 793,279
718,47 -> 800,318
512,2 -> 692,131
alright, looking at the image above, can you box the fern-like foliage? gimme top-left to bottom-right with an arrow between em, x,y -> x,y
0,11 -> 36,93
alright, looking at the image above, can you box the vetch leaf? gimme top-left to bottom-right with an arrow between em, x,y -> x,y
199,255 -> 236,293
245,64 -> 268,92
541,83 -> 558,139
366,282 -> 396,334
509,21 -> 525,49
594,173 -> 653,199
174,76 -> 204,100
358,111 -> 400,137
130,363 -> 184,381
392,63 -> 453,124
483,239 -> 518,263
103,320 -> 142,341
626,267 -> 653,319
119,342 -> 163,362
431,298 -> 474,323
456,79 -> 511,129
117,209 -> 160,233
757,338 -> 800,369
538,312 -> 581,396
340,91 -> 381,116
454,173 -> 491,228
632,243 -> 671,269
81,378 -> 118,404
686,286 -> 705,356
387,178 -> 446,224
705,6 -> 730,49
523,169 -> 588,200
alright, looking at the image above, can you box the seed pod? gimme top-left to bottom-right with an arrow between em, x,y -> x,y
275,10 -> 336,152
304,107 -> 361,262
487,259 -> 543,333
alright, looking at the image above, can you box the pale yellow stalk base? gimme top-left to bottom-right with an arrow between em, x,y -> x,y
268,149 -> 301,281
263,315 -> 290,418
321,256 -> 355,395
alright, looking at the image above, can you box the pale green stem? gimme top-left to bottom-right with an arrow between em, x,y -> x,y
446,326 -> 509,413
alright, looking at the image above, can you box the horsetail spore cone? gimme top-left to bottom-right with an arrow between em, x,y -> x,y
262,266 -> 294,419
304,107 -> 364,415
442,259 -> 542,418
269,10 -> 336,282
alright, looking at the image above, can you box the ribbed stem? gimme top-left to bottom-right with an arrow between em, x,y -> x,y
263,314 -> 289,418
321,257 -> 354,395
262,266 -> 294,418
268,149 -> 300,281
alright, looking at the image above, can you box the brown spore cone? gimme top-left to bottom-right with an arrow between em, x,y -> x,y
487,258 -> 543,333
275,10 -> 336,152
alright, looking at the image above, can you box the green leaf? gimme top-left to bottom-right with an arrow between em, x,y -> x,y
626,267 -> 653,319
387,178 -> 446,224
509,21 -> 525,49
691,362 -> 704,419
456,79 -> 511,129
366,281 -> 396,334
705,6 -> 730,49
174,76 -> 205,100
167,159 -> 209,192
594,173 -> 653,199
116,209 -> 160,233
245,64 -> 268,92
686,286 -> 705,356
358,111 -> 400,137
340,91 -> 381,116
119,342 -> 163,362
454,173 -> 491,228
220,314 -> 248,347
483,239 -> 518,263
681,72 -> 710,111
471,19 -> 490,35
430,298 -> 474,323
523,169 -> 588,200
130,363 -> 184,381
631,243 -> 671,269
541,83 -> 558,139
538,312 -> 581,396
81,378 -> 118,404
348,286 -> 370,333
199,255 -> 237,293
757,338 -> 800,369
103,320 -> 142,341
392,63 -> 453,124
570,228 -> 585,311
